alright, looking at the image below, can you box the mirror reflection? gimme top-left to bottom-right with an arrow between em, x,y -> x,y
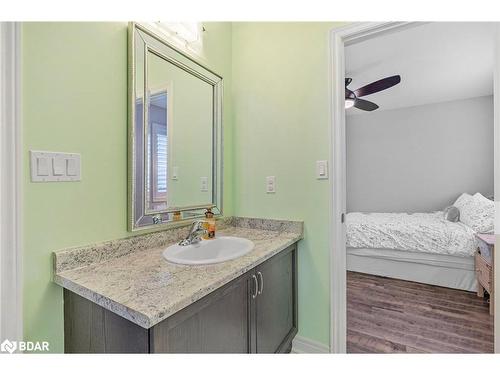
145,51 -> 213,213
129,23 -> 223,230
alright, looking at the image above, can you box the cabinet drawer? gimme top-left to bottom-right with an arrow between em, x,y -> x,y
475,252 -> 492,292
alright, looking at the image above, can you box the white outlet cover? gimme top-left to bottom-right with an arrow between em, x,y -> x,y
266,176 -> 276,193
200,176 -> 208,192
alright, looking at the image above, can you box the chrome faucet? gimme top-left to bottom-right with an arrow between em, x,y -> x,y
179,220 -> 207,246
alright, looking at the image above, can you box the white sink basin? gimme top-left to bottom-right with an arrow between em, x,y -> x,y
163,236 -> 254,265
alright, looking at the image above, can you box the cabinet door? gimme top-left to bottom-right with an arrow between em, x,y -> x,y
255,245 -> 297,353
150,270 -> 255,353
64,290 -> 149,353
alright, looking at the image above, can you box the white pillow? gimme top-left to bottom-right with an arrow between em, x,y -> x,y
453,193 -> 472,212
458,192 -> 494,233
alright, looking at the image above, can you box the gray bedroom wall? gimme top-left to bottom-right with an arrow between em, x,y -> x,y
346,95 -> 494,213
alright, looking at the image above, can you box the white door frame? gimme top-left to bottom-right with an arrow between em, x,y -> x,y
493,23 -> 500,353
328,21 -> 500,353
0,22 -> 23,344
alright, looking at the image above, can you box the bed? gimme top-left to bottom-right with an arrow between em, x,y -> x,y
346,211 -> 479,291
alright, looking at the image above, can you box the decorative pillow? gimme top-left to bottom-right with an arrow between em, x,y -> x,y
458,192 -> 494,233
443,206 -> 460,222
453,193 -> 472,212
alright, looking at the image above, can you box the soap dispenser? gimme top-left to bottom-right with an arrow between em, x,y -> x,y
203,208 -> 216,239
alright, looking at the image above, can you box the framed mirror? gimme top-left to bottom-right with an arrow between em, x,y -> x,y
128,22 -> 223,231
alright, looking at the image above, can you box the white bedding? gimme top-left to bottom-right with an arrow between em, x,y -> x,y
346,212 -> 477,257
347,247 -> 477,291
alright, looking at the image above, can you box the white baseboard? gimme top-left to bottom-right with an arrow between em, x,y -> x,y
291,335 -> 330,354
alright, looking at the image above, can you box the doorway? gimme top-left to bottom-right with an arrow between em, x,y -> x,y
329,22 -> 500,353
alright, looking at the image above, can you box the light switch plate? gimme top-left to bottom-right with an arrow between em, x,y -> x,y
266,176 -> 276,193
316,160 -> 328,180
30,151 -> 81,182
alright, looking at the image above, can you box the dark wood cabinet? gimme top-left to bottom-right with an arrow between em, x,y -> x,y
64,290 -> 149,353
150,270 -> 255,353
64,244 -> 297,353
255,248 -> 297,353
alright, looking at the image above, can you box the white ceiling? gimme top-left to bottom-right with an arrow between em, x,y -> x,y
345,22 -> 497,115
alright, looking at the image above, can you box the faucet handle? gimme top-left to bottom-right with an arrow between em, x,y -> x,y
189,220 -> 205,231
178,220 -> 208,246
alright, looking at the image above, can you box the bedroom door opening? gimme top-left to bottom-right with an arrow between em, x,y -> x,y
329,22 -> 500,353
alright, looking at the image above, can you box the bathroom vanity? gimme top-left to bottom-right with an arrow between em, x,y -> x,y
54,217 -> 302,353
52,24 -> 302,353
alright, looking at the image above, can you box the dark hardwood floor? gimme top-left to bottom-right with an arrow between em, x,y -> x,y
347,271 -> 494,353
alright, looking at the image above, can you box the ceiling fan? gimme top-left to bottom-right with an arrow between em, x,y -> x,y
345,75 -> 401,111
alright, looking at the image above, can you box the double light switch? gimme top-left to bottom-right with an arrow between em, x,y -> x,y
30,151 -> 81,182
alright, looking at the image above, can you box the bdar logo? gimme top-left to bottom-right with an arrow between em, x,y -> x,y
1,339 -> 17,354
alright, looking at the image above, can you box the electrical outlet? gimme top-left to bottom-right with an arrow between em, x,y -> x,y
266,176 -> 276,193
200,176 -> 208,192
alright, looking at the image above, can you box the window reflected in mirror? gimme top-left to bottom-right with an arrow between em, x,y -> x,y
147,91 -> 168,212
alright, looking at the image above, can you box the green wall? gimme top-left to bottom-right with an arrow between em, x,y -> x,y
22,21 -> 339,352
231,22 -> 340,346
22,22 -> 233,352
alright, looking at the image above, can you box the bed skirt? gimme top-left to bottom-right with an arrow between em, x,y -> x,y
347,247 -> 477,292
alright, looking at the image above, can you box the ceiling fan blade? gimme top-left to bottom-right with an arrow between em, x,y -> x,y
354,75 -> 401,97
354,98 -> 379,111
345,77 -> 352,87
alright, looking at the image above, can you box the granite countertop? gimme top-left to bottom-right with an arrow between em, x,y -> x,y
53,217 -> 303,329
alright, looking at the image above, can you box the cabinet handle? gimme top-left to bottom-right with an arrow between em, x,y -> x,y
257,271 -> 264,295
252,274 -> 258,299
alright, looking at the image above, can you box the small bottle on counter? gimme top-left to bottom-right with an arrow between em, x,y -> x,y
203,208 -> 216,239
172,211 -> 182,221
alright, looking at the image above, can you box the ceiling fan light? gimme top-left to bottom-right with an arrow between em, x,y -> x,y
345,98 -> 355,109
